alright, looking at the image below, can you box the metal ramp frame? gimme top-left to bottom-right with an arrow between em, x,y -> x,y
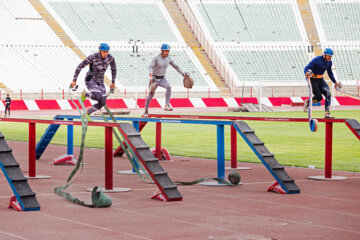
113,121 -> 147,157
36,116 -> 64,159
0,132 -> 40,211
116,123 -> 182,201
233,121 -> 300,194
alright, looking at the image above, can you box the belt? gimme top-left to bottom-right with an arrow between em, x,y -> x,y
154,75 -> 164,79
311,74 -> 323,79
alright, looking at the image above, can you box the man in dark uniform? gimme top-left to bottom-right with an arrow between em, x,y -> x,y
70,43 -> 116,116
304,48 -> 341,118
5,94 -> 11,117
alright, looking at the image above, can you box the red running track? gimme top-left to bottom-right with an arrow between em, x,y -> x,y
0,141 -> 359,240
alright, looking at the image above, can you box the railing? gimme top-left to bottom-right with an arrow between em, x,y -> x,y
176,0 -> 238,96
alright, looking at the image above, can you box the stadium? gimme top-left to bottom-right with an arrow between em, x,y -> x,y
0,0 -> 359,239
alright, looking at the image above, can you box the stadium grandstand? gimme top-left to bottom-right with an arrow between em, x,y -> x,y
310,0 -> 360,88
0,0 -> 358,101
187,0 -> 312,98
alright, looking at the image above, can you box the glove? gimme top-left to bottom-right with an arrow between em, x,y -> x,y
305,69 -> 312,78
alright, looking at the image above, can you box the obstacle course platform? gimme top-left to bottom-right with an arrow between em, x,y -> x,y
233,121 -> 300,193
0,132 -> 40,211
117,123 -> 182,201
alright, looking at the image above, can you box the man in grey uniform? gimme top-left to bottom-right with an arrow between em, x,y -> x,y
144,44 -> 188,117
70,43 -> 116,116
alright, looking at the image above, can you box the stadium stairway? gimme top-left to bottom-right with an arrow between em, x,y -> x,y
28,0 -> 118,94
0,132 -> 40,211
297,0 -> 322,56
28,0 -> 85,57
163,0 -> 230,97
0,82 -> 12,95
297,0 -> 332,84
297,0 -> 335,83
233,121 -> 300,194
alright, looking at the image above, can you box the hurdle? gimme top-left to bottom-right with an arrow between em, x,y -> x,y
0,117 -> 120,189
38,114 -> 359,181
51,115 -> 300,192
40,115 -> 234,183
148,114 -> 360,180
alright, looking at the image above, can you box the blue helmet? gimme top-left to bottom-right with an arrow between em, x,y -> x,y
323,48 -> 333,56
99,43 -> 110,51
161,43 -> 170,51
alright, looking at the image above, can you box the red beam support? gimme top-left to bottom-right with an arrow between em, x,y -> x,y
230,125 -> 237,168
105,126 -> 113,190
325,122 -> 333,178
156,122 -> 162,160
28,123 -> 36,177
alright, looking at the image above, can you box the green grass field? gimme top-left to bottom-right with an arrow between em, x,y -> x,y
0,110 -> 359,172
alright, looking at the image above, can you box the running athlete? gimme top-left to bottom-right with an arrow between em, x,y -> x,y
70,43 -> 116,116
304,48 -> 341,118
144,44 -> 189,117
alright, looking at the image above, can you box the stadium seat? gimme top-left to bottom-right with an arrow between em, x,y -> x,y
47,0 -> 179,43
188,0 -> 306,42
0,45 -> 86,92
223,46 -> 310,83
311,0 -> 360,42
328,46 -> 360,82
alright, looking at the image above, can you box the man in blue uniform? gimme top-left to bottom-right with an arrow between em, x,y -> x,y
304,48 -> 341,118
70,43 -> 116,115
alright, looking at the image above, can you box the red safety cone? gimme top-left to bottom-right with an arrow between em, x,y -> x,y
8,196 -> 22,211
150,190 -> 168,202
267,181 -> 286,194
